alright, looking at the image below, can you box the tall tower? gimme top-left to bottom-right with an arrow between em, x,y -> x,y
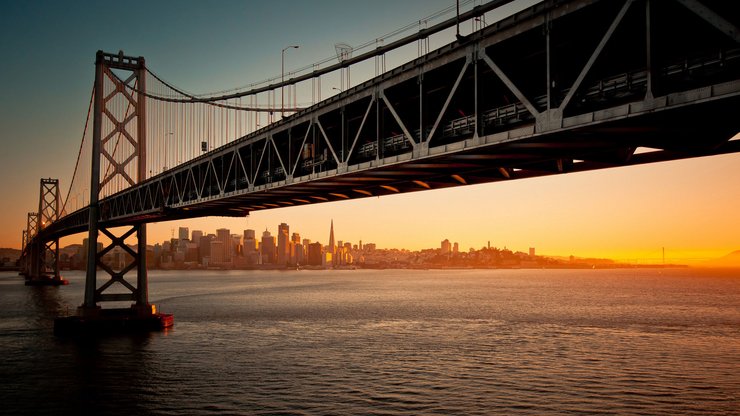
216,228 -> 232,261
329,220 -> 336,252
277,223 -> 290,265
261,229 -> 276,264
82,50 -> 149,313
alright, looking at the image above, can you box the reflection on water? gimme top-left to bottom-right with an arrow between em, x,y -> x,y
1,268 -> 739,415
26,285 -> 66,327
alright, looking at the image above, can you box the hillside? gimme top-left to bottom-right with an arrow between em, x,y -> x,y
0,248 -> 21,261
702,250 -> 740,268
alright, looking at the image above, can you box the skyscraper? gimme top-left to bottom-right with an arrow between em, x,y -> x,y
291,232 -> 301,264
243,229 -> 256,253
328,219 -> 336,264
261,229 -> 276,264
210,240 -> 225,264
199,234 -> 214,263
441,239 -> 452,255
277,223 -> 290,265
231,234 -> 242,257
179,227 -> 189,241
191,230 -> 203,246
216,228 -> 232,262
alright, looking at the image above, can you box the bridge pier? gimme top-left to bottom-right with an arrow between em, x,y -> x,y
54,51 -> 171,336
60,223 -> 172,336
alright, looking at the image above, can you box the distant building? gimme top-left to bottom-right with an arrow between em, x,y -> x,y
81,238 -> 104,267
199,234 -> 215,263
529,247 -> 536,257
243,229 -> 256,252
290,232 -> 301,263
191,230 -> 203,246
243,229 -> 258,264
210,240 -> 225,264
231,234 -> 242,257
328,220 -> 336,262
453,242 -> 459,254
216,228 -> 232,262
307,242 -> 323,266
261,229 -> 276,264
179,227 -> 189,241
294,243 -> 305,265
323,251 -> 333,268
441,239 -> 451,255
185,242 -> 199,263
277,223 -> 290,265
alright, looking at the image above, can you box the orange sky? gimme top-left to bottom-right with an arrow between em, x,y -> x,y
1,0 -> 738,265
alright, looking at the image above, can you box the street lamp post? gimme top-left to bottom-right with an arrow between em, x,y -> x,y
282,45 -> 299,118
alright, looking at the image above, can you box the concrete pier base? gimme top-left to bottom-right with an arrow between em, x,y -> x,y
54,304 -> 173,336
25,274 -> 69,286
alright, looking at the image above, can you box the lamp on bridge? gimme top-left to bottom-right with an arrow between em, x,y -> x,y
281,45 -> 299,118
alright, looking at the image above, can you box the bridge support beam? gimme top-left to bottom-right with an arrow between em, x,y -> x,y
56,51 -> 171,336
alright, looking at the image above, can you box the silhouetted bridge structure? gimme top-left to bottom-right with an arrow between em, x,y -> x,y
19,0 -> 740,331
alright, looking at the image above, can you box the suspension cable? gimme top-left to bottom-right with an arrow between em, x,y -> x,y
116,0 -> 513,106
61,84 -> 95,215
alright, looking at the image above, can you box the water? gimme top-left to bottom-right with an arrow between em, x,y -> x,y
1,268 -> 739,415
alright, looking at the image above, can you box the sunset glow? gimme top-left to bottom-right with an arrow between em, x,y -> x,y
2,0 -> 739,266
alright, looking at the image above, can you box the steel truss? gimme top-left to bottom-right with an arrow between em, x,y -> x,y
93,226 -> 147,303
41,0 -> 740,239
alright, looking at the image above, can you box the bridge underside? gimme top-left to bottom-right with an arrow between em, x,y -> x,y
42,0 -> 740,240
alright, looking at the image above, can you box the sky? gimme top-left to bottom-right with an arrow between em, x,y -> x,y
0,0 -> 738,264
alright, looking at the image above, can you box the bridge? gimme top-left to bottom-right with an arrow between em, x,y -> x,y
19,0 -> 740,333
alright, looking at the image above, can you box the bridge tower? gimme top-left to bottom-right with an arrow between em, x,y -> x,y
19,229 -> 27,275
22,180 -> 68,285
72,50 -> 170,329
20,212 -> 38,278
35,179 -> 62,281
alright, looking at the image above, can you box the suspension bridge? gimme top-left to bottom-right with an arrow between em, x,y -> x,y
18,0 -> 740,334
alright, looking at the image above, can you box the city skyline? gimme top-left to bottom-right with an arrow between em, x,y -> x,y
41,217 -> 739,267
1,0 -> 738,264
52,218 -> 701,271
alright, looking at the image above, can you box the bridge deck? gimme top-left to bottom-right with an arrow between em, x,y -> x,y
42,0 -> 740,239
